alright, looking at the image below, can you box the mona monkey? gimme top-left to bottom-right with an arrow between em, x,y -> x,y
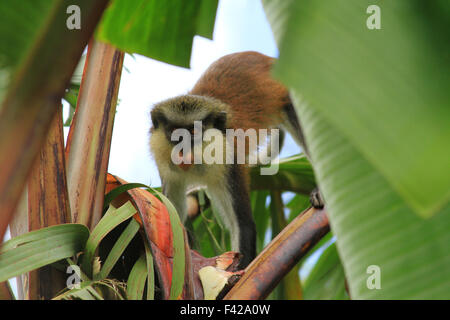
150,51 -> 322,268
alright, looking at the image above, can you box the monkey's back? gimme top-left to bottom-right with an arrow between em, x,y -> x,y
190,51 -> 289,131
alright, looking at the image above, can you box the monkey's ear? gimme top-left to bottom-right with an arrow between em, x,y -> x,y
214,111 -> 227,132
151,110 -> 167,129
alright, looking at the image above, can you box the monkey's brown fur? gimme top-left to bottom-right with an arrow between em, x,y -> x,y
190,51 -> 290,132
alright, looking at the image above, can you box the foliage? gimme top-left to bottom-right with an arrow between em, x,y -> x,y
96,0 -> 218,68
1,0 -> 448,301
262,0 -> 450,298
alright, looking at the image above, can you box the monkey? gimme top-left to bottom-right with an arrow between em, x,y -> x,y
149,51 -> 323,268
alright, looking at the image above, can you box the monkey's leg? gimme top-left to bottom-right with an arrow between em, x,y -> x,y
207,164 -> 256,269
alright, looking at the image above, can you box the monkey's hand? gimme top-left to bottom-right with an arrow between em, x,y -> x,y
310,187 -> 325,209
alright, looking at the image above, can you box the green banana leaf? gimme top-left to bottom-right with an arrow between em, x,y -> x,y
0,224 -> 89,282
96,0 -> 219,68
263,0 -> 450,299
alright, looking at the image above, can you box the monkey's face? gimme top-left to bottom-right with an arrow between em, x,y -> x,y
150,95 -> 230,174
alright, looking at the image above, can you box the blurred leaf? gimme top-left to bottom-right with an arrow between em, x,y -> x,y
0,0 -> 109,243
302,242 -> 348,300
263,0 -> 450,299
0,224 -> 89,282
298,99 -> 450,298
250,155 -> 316,195
63,85 -> 79,127
269,191 -> 286,236
196,0 -> 219,39
286,193 -> 310,223
126,255 -> 147,300
96,0 -> 218,68
82,202 -> 137,278
251,190 -> 270,252
63,85 -> 80,108
0,1 -> 52,85
263,0 -> 450,218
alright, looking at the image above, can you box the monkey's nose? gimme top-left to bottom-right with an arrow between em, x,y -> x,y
177,150 -> 194,171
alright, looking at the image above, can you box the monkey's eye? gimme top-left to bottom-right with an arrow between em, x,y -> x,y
214,111 -> 227,132
151,111 -> 167,129
202,111 -> 227,132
